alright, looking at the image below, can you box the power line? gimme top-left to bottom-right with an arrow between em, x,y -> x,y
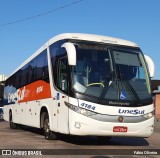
0,0 -> 83,27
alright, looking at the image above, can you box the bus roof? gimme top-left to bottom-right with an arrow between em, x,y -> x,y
49,33 -> 138,47
10,33 -> 139,77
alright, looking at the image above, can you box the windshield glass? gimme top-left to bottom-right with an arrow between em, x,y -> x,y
70,43 -> 152,106
102,49 -> 151,105
71,44 -> 111,98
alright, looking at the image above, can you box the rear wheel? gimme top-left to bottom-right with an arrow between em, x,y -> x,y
43,112 -> 57,140
9,111 -> 18,129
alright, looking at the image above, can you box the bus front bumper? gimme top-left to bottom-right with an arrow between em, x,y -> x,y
69,110 -> 154,138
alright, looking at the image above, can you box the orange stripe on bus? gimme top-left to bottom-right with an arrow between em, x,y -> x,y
18,80 -> 51,103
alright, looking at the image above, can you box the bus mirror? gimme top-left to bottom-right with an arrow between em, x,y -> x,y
144,55 -> 155,78
61,43 -> 76,66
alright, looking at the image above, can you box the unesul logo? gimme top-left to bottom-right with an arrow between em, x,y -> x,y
118,109 -> 145,115
8,87 -> 25,103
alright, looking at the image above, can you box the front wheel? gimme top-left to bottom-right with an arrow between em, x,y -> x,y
43,112 -> 57,140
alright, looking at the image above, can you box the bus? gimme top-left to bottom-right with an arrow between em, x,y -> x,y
3,33 -> 155,140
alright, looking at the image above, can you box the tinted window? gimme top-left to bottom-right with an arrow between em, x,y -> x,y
36,50 -> 49,81
36,53 -> 44,79
6,49 -> 49,90
57,57 -> 68,93
9,75 -> 16,88
20,64 -> 29,87
50,41 -> 64,80
28,60 -> 36,83
15,70 -> 21,89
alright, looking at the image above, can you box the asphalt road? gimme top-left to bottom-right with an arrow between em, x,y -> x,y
0,119 -> 160,158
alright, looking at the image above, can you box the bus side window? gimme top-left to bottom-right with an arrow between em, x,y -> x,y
57,57 -> 68,93
36,49 -> 49,82
42,51 -> 49,82
20,64 -> 29,88
36,53 -> 44,80
28,60 -> 36,84
15,70 -> 21,89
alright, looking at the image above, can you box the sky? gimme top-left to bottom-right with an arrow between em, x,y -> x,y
0,0 -> 159,79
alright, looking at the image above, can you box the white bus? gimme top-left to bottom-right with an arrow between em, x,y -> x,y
3,33 -> 155,140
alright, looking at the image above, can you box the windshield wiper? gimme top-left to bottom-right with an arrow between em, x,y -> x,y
122,80 -> 141,104
116,64 -> 141,104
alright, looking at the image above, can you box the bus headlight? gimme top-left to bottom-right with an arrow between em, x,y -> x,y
64,101 -> 97,117
143,111 -> 154,119
80,108 -> 96,116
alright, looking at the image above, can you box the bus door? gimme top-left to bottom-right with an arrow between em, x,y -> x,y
56,57 -> 69,134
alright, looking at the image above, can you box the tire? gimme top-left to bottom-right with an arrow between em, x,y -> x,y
9,111 -> 18,129
43,112 -> 57,140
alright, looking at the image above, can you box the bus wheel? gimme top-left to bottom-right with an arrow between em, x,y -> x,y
43,112 -> 57,140
97,136 -> 112,143
9,111 -> 17,129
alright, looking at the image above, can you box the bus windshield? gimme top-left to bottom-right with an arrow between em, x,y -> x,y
70,43 -> 152,106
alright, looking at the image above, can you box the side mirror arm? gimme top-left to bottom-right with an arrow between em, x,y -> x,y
61,43 -> 76,66
144,55 -> 154,78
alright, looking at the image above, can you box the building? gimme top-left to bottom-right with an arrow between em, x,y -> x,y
0,74 -> 7,82
151,79 -> 160,92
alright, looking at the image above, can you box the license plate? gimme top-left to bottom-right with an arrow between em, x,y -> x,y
113,126 -> 128,132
